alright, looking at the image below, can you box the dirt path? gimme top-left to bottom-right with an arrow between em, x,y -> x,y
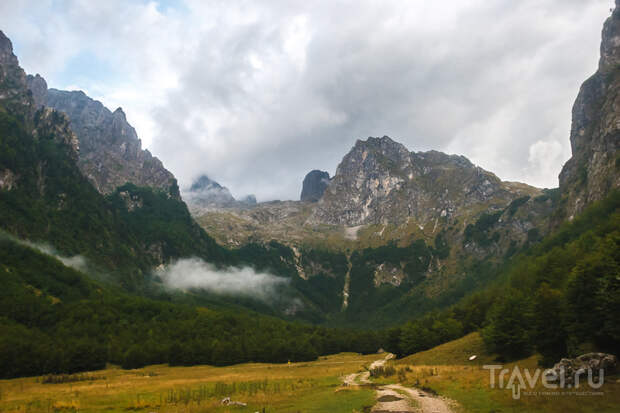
384,384 -> 454,413
341,354 -> 455,413
372,386 -> 415,413
342,353 -> 394,386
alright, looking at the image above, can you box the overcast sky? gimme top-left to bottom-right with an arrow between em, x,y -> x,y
0,0 -> 613,200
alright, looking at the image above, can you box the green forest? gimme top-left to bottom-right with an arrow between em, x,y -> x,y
1,191 -> 618,378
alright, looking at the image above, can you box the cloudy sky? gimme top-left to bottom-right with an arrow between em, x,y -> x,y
0,0 -> 613,200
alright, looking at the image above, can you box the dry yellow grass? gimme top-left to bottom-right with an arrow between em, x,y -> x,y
0,353 -> 381,413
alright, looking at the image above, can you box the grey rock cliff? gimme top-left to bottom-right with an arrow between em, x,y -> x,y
559,2 -> 620,219
300,170 -> 330,202
26,74 -> 47,108
0,30 -> 34,117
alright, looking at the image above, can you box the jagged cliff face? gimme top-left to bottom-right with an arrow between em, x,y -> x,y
0,31 -> 79,164
559,3 -> 620,219
26,80 -> 180,199
0,31 -> 37,120
310,136 -> 538,227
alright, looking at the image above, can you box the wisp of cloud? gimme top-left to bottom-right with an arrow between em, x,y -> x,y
157,258 -> 289,301
19,239 -> 89,272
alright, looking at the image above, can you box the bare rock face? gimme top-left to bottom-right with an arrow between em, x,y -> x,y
309,136 -> 534,226
559,2 -> 620,219
300,170 -> 330,202
38,89 -> 179,199
26,74 -> 47,108
0,30 -> 78,160
0,31 -> 34,118
32,108 -> 80,159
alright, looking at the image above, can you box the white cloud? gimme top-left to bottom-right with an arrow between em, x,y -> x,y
0,0 -> 613,199
527,139 -> 570,187
157,258 -> 288,300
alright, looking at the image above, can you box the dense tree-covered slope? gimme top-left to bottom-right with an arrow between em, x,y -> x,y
385,192 -> 620,365
0,237 -> 383,378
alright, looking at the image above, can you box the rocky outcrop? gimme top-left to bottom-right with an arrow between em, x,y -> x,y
558,2 -> 620,219
185,174 -> 257,209
34,89 -> 180,198
300,170 -> 330,202
25,74 -> 47,108
31,108 -> 80,159
309,136 -> 538,227
0,169 -> 17,191
546,353 -> 617,384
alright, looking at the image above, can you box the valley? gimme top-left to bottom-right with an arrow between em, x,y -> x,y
1,1 -> 619,412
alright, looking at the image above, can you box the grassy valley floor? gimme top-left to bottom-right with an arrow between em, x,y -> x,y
1,336 -> 618,413
0,353 -> 379,413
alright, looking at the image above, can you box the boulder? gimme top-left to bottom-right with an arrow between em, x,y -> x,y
546,353 -> 617,384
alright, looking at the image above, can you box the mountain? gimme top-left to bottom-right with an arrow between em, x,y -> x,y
193,137 -> 551,255
184,174 -> 256,209
558,2 -> 620,220
25,76 -> 179,199
188,135 -> 558,327
0,30 -> 228,291
300,170 -> 330,202
310,136 -> 539,226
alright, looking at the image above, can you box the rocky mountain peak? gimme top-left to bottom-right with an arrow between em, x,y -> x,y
300,170 -> 330,202
32,87 -> 180,198
0,30 -> 33,117
190,175 -> 225,192
340,136 -> 411,174
310,136 -> 536,227
185,174 -> 256,209
113,107 -> 126,120
0,30 -> 17,67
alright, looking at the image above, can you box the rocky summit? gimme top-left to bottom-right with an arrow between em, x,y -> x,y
309,136 -> 538,227
300,170 -> 330,202
185,174 -> 257,210
0,31 -> 36,117
559,1 -> 620,220
0,30 -> 79,161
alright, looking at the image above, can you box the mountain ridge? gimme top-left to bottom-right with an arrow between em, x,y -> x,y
25,75 -> 180,199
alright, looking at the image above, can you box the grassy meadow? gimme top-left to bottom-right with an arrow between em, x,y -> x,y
2,335 -> 618,413
0,353 -> 380,413
393,333 -> 620,413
